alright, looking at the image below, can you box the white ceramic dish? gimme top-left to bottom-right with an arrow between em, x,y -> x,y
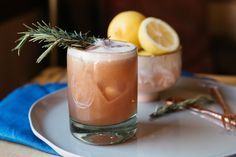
29,77 -> 236,157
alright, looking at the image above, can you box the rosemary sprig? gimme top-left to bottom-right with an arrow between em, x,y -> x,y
150,95 -> 213,119
12,21 -> 101,63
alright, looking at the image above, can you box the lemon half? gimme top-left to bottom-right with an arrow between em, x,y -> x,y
138,17 -> 180,55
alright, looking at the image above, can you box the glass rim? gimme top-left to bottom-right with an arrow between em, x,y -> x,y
67,40 -> 137,55
138,46 -> 182,58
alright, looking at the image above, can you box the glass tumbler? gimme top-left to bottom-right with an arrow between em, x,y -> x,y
67,40 -> 137,145
138,48 -> 182,102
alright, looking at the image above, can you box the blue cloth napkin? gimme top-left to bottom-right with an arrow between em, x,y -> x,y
181,71 -> 194,77
0,83 -> 67,155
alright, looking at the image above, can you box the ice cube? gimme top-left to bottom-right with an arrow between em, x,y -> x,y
104,86 -> 121,101
97,81 -> 125,102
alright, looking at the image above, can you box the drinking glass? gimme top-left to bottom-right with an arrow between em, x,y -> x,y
138,48 -> 182,102
67,40 -> 137,145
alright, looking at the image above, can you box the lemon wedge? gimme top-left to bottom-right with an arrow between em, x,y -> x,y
138,17 -> 179,55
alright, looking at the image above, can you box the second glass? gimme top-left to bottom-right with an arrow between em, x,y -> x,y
67,40 -> 137,145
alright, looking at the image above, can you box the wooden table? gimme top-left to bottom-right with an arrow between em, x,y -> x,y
0,67 -> 236,157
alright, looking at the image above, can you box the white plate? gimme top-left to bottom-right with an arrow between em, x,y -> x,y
29,77 -> 236,157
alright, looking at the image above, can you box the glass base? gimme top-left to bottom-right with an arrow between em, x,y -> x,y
70,115 -> 137,145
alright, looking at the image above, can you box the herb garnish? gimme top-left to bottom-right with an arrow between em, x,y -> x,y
150,95 -> 213,119
12,21 -> 102,63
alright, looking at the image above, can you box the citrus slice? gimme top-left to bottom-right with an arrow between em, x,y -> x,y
138,50 -> 155,56
107,11 -> 145,49
138,17 -> 179,55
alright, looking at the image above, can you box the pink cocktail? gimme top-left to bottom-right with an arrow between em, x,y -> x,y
67,40 -> 137,145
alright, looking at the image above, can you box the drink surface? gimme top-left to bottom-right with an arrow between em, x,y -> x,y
67,40 -> 136,61
67,40 -> 137,125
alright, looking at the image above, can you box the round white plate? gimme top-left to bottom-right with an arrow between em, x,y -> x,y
29,77 -> 236,157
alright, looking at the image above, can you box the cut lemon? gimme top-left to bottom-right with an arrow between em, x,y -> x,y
138,17 -> 179,55
138,50 -> 155,56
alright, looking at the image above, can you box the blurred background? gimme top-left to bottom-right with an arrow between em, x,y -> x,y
0,0 -> 236,98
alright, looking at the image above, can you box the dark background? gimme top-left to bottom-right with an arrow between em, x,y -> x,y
0,0 -> 236,98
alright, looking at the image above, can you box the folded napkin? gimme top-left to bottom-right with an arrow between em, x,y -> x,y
0,83 -> 67,155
